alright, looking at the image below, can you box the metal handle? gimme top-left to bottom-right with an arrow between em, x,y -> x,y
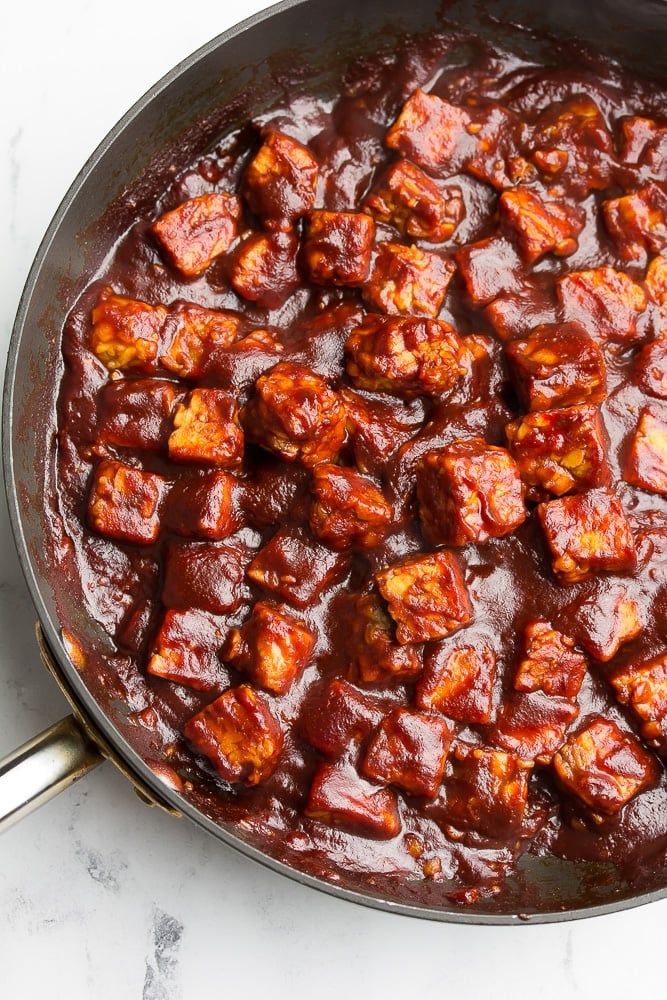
0,714 -> 104,832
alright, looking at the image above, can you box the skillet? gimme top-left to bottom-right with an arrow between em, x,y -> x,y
3,0 -> 667,922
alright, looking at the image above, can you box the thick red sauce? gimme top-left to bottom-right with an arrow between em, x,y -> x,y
55,24 -> 667,911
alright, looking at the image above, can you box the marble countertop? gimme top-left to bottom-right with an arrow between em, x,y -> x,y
1,2 -> 665,995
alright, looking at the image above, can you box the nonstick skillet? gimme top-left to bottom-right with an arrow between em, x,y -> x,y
3,0 -> 667,922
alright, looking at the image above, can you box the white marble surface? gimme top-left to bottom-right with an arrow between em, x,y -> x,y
1,1 -> 666,996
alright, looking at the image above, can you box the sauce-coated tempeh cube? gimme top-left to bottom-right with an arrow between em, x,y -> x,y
611,652 -> 667,752
87,459 -> 166,545
242,361 -> 347,466
302,210 -> 375,286
375,550 -> 472,645
416,643 -> 496,724
362,709 -> 451,799
90,288 -> 167,373
362,242 -> 455,317
538,488 -> 636,585
505,322 -> 607,411
441,744 -> 533,839
416,438 -> 526,546
513,620 -> 587,698
168,388 -> 244,467
308,463 -> 393,551
242,129 -> 318,231
305,762 -> 401,839
364,159 -> 464,242
553,718 -> 657,815
300,679 -> 383,757
557,267 -> 647,345
346,592 -> 422,685
147,609 -> 227,691
499,186 -> 583,264
623,405 -> 667,495
505,404 -> 610,500
385,89 -> 472,172
184,684 -> 283,785
223,601 -> 315,694
152,191 -> 242,276
345,314 -> 466,398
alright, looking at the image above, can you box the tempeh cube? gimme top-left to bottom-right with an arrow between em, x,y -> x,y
246,526 -> 349,608
361,709 -> 451,799
566,582 -> 643,662
514,620 -> 587,698
416,439 -> 526,546
345,314 -> 466,398
610,652 -> 667,751
620,116 -> 667,176
557,267 -> 647,345
200,327 -> 284,394
526,96 -> 613,195
346,592 -> 422,685
385,89 -> 472,172
491,691 -> 579,764
308,463 -> 393,551
223,601 -> 315,694
553,717 -> 657,815
455,236 -> 523,306
498,186 -> 583,264
161,540 -> 248,614
236,456 -> 309,530
300,679 -> 383,757
375,550 -> 472,645
90,288 -> 167,373
168,388 -> 244,468
183,684 -> 283,785
87,459 -> 166,545
483,285 -> 557,343
603,186 -> 667,262
645,254 -> 667,306
362,242 -> 454,317
96,378 -> 182,451
302,210 -> 375,286
364,159 -> 464,242
147,609 -> 227,691
241,361 -> 347,466
160,303 -> 242,379
505,322 -> 607,411
505,404 -> 610,500
339,387 -> 422,474
441,744 -> 533,839
623,405 -> 667,495
415,643 -> 496,724
304,762 -> 401,839
635,337 -> 667,399
242,129 -> 319,231
163,471 -> 237,540
152,191 -> 242,276
229,230 -> 300,308
538,488 -> 636,585
464,104 -> 523,191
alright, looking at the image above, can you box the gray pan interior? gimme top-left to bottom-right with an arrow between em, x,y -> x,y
4,0 -> 667,922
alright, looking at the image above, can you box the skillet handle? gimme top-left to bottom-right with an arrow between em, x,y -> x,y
0,715 -> 104,832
